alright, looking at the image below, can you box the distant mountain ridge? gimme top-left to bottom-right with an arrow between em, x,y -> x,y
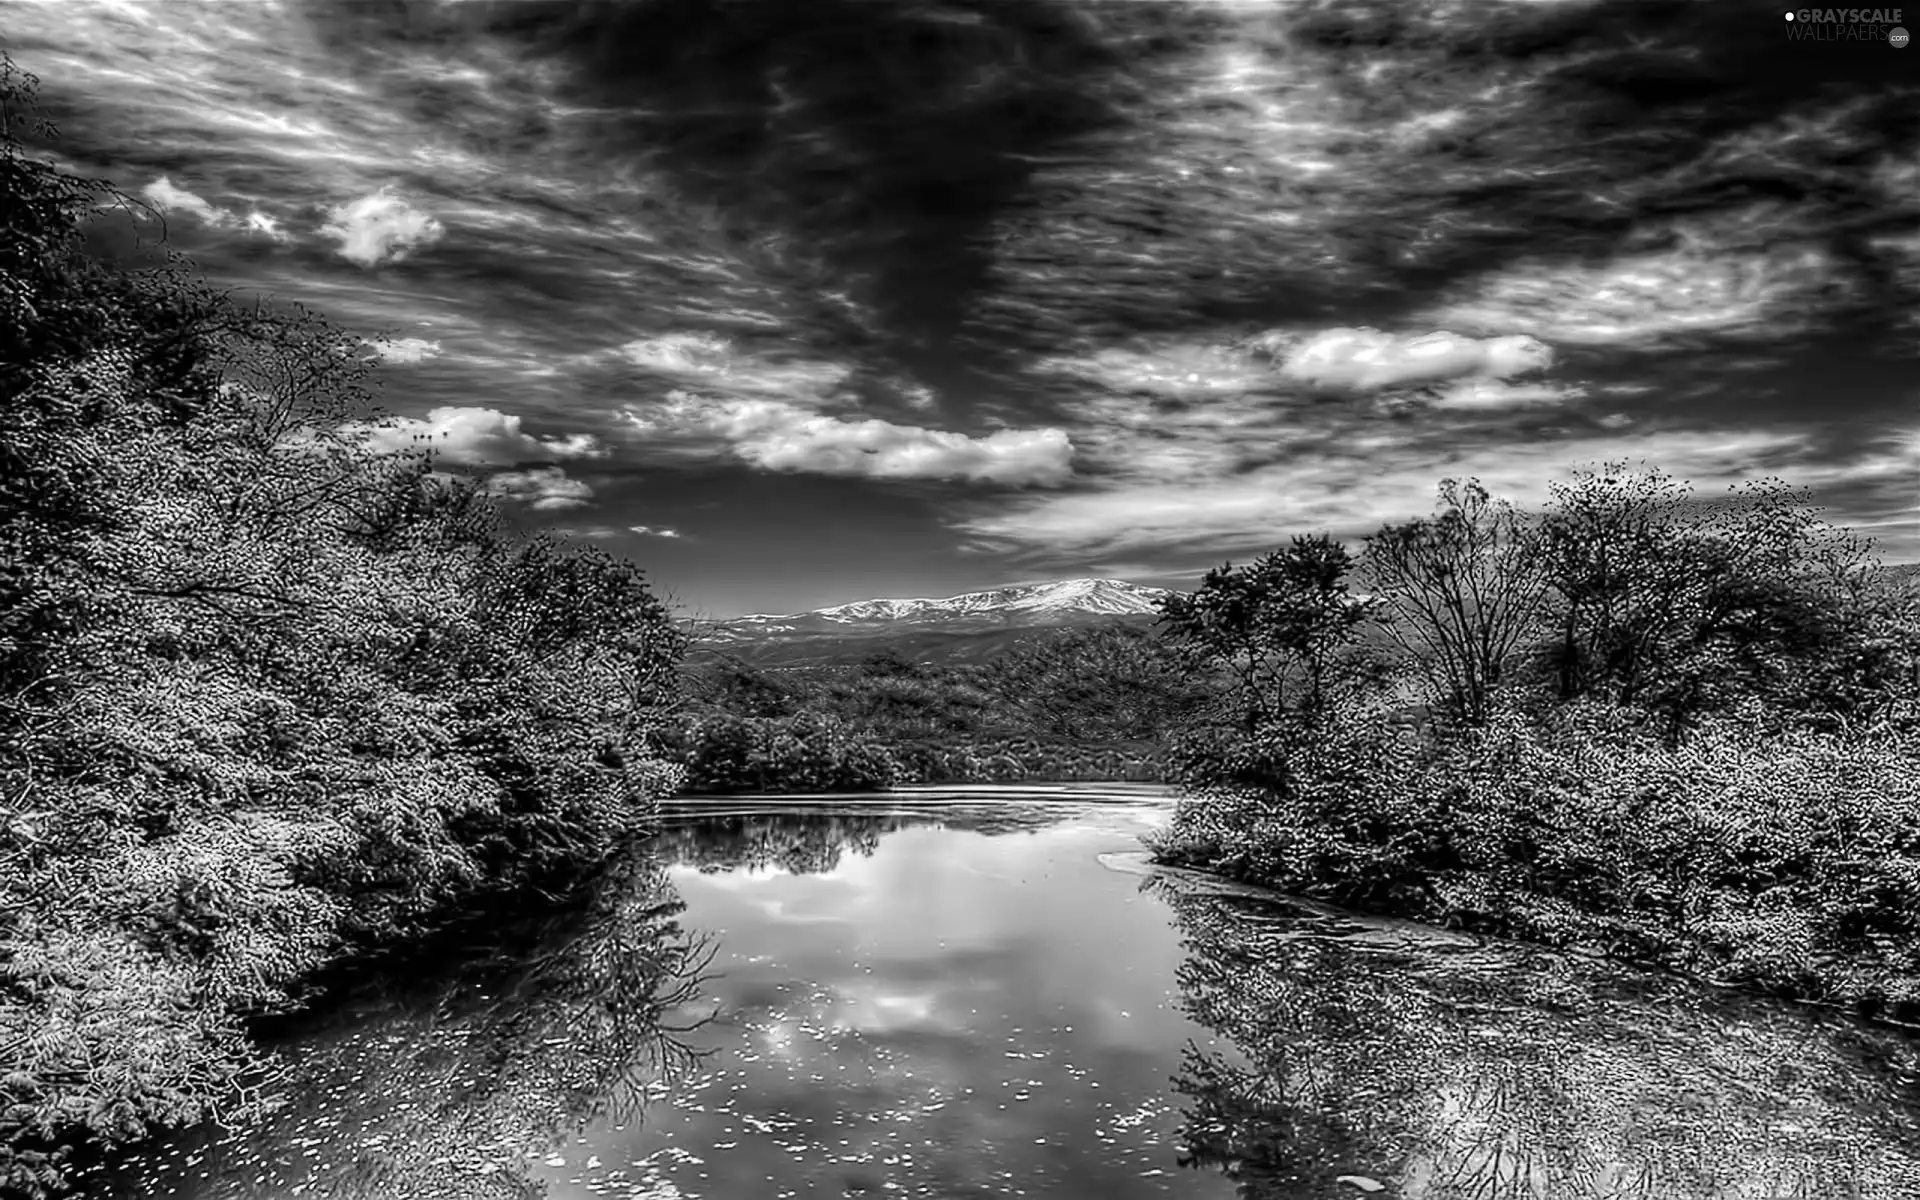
690,562 -> 1920,667
693,578 -> 1176,664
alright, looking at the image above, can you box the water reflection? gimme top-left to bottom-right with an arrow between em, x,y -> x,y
572,799 -> 1223,1198
648,809 -> 920,875
77,799 -> 1920,1200
1150,869 -> 1920,1199
78,852 -> 716,1200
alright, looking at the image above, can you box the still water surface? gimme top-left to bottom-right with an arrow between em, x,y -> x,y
83,786 -> 1920,1198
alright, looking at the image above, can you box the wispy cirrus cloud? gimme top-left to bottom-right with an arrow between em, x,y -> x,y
1428,239 -> 1852,348
242,210 -> 294,243
614,333 -> 734,376
562,523 -> 689,541
1036,340 -> 1283,401
1425,377 -> 1584,411
605,332 -> 856,402
141,175 -> 225,225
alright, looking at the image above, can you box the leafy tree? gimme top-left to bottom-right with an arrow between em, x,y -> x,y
1532,464 -> 1917,739
1157,534 -> 1379,732
1532,462 -> 1698,707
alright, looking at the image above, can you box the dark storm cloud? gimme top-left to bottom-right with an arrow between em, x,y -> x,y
7,0 -> 1915,612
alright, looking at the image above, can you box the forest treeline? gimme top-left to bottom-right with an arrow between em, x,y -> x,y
0,62 -> 686,1196
664,622 -> 1197,791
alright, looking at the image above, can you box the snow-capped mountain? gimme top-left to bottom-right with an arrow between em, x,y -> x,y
698,578 -> 1174,651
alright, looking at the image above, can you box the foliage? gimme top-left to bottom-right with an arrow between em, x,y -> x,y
1527,464 -> 1910,738
0,60 -> 684,1196
646,812 -> 912,876
1154,462 -> 1920,1022
983,622 -> 1207,742
1151,711 -> 1920,1021
673,621 -> 1199,785
662,712 -> 900,794
68,853 -> 715,1198
1156,535 -> 1382,732
1362,478 -> 1546,725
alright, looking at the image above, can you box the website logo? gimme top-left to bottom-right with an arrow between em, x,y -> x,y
1784,7 -> 1908,42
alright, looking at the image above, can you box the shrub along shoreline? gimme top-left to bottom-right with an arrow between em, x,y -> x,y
1,61 -> 685,1197
1148,710 -> 1920,1022
1144,479 -> 1920,1026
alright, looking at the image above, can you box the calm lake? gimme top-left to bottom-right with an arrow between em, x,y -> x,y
78,785 -> 1920,1199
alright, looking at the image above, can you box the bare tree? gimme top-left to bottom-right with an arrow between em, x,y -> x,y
1362,479 -> 1546,724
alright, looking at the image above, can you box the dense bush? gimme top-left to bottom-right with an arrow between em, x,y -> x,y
0,60 -> 683,1196
1151,706 -> 1920,1020
667,712 -> 901,793
1152,468 -> 1920,1021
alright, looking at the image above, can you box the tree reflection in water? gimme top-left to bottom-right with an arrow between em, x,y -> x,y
647,810 -> 920,876
645,799 -> 1132,877
80,849 -> 717,1200
1156,879 -> 1920,1200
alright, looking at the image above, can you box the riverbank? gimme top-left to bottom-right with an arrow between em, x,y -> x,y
0,64 -> 689,1198
1148,712 -> 1920,1025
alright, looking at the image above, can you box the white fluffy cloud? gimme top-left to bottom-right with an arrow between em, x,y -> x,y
625,393 -> 1072,486
486,467 -> 593,511
141,176 -> 225,225
141,176 -> 289,242
322,189 -> 444,268
1275,327 -> 1554,393
896,381 -> 939,410
629,525 -> 683,539
346,406 -> 601,466
366,337 -> 442,364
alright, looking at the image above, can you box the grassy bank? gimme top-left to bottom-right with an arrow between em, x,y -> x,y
0,62 -> 684,1196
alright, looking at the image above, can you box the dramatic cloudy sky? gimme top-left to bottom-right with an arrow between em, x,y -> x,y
8,0 -> 1917,616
